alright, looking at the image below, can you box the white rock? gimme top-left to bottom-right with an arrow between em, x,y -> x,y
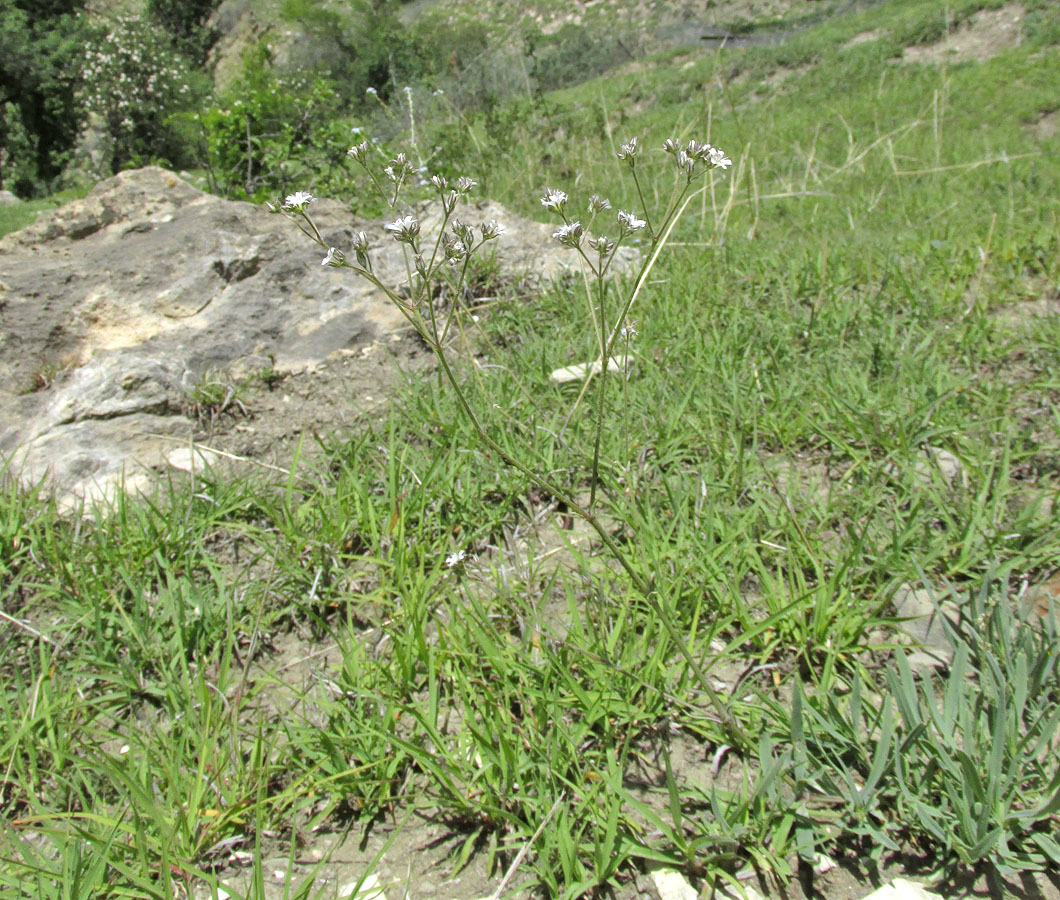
651,867 -> 699,900
165,445 -> 221,472
887,446 -> 966,489
893,583 -> 962,671
813,852 -> 838,874
550,356 -> 630,384
858,878 -> 942,900
718,882 -> 767,900
338,873 -> 387,900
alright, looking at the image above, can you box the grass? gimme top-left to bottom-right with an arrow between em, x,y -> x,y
0,187 -> 91,241
2,0 -> 1060,896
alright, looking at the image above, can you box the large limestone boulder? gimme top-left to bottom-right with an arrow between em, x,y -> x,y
0,167 -> 588,508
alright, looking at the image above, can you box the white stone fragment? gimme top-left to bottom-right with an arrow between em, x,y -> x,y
651,867 -> 699,900
338,873 -> 387,900
858,879 -> 943,900
165,446 -> 221,472
550,356 -> 629,384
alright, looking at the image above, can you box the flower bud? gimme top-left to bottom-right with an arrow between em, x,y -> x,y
321,247 -> 345,267
587,194 -> 611,214
616,137 -> 639,163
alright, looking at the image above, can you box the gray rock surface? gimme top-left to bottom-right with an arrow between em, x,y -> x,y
892,583 -> 962,671
0,166 -> 593,508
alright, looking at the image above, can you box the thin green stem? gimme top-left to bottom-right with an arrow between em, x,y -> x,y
589,273 -> 608,511
630,166 -> 656,236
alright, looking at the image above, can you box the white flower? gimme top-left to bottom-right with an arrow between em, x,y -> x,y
283,191 -> 315,211
617,210 -> 646,234
366,86 -> 378,95
457,176 -> 477,194
540,188 -> 568,212
552,221 -> 583,248
321,247 -> 345,267
385,215 -> 420,243
479,220 -> 505,240
709,146 -> 732,170
446,549 -> 467,568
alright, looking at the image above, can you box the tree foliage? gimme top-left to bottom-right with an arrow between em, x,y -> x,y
0,0 -> 87,194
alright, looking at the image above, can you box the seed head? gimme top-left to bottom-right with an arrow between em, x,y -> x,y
430,174 -> 448,192
661,138 -> 681,155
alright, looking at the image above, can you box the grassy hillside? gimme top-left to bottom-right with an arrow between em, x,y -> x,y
2,0 -> 1060,897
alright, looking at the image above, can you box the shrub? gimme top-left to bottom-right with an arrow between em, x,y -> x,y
80,16 -> 205,172
0,0 -> 87,195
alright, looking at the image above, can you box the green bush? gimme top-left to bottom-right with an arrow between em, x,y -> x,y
185,69 -> 358,201
0,0 -> 87,195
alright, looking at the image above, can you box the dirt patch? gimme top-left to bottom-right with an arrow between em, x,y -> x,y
841,28 -> 888,50
1030,109 -> 1060,142
902,3 -> 1024,65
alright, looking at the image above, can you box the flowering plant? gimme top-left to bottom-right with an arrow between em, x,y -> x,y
274,135 -> 742,740
80,16 -> 198,171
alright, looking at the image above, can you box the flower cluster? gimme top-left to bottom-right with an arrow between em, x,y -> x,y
80,16 -> 193,157
661,137 -> 732,181
538,136 -> 731,284
275,143 -> 502,287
